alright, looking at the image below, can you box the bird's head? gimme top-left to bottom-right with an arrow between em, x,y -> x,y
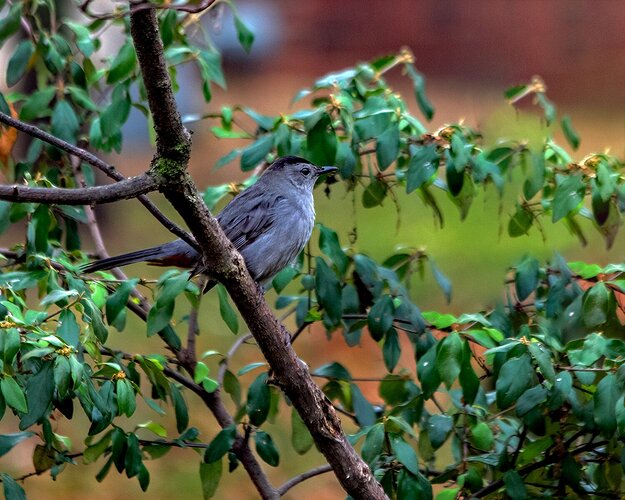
261,156 -> 338,192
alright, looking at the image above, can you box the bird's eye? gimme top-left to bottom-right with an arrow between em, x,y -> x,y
301,167 -> 311,176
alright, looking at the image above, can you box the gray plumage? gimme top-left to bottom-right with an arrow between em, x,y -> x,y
82,156 -> 337,285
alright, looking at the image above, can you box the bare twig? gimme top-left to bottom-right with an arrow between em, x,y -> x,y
217,332 -> 254,384
71,158 -> 150,310
277,465 -> 333,496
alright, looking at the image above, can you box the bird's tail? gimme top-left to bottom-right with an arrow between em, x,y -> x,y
81,246 -> 168,273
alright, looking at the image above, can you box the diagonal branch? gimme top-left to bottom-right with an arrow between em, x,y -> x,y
0,174 -> 158,204
129,7 -> 387,500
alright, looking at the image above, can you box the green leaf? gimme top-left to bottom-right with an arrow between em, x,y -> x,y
469,422 -> 493,450
459,341 -> 480,404
351,383 -> 376,427
361,423 -> 384,463
204,425 -> 236,463
199,459 -> 222,499
368,295 -> 394,341
582,282 -> 612,328
362,179 -> 388,207
528,343 -> 556,383
376,122 -> 400,170
552,174 -> 585,222
508,205 -> 533,237
81,298 -> 109,343
594,373 -> 618,436
1,473 -> 25,500
54,309 -> 79,348
217,285 -> 239,334
107,40 -> 137,83
255,430 -> 279,466
390,434 -> 419,475
1,377 -> 27,413
523,152 -> 545,200
240,135 -> 273,171
2,328 -> 20,365
405,64 -> 435,120
233,15 -> 254,53
397,469 -> 432,500
417,344 -> 441,399
0,431 -> 34,457
406,144 -> 438,193
436,333 -> 462,388
117,378 -> 137,417
495,354 -> 534,409
318,224 -> 349,276
307,113 -> 337,166
222,369 -> 241,407
19,361 -> 54,429
67,85 -> 98,112
535,92 -> 555,125
0,4 -> 21,44
515,255 -> 539,301
504,470 -> 527,499
51,99 -> 79,144
65,21 -> 95,57
383,328 -> 401,372
53,355 -> 71,398
6,40 -> 33,87
427,414 -> 453,449
315,257 -> 342,326
516,385 -> 547,417
125,433 -> 142,477
170,384 -> 189,434
202,184 -> 230,211
560,115 -> 580,150
147,300 -> 174,336
17,86 -> 54,121
106,279 -> 138,332
246,372 -> 270,426
291,408 -> 313,455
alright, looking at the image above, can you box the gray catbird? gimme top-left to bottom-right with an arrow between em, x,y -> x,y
82,156 -> 338,285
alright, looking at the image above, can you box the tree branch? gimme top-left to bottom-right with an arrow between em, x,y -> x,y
129,7 -> 387,499
0,174 -> 158,205
277,465 -> 333,496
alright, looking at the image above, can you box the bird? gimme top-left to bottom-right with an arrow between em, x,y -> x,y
82,156 -> 338,287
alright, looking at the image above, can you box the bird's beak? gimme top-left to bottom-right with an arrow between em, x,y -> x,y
317,166 -> 338,176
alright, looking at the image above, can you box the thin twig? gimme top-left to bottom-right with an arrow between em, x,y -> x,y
80,0 -> 219,20
217,332 -> 254,384
71,158 -> 149,310
277,465 -> 333,496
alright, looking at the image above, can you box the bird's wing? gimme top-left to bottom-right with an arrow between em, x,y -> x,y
217,190 -> 287,252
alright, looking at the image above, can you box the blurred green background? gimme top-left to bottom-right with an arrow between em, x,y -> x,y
0,0 -> 623,498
